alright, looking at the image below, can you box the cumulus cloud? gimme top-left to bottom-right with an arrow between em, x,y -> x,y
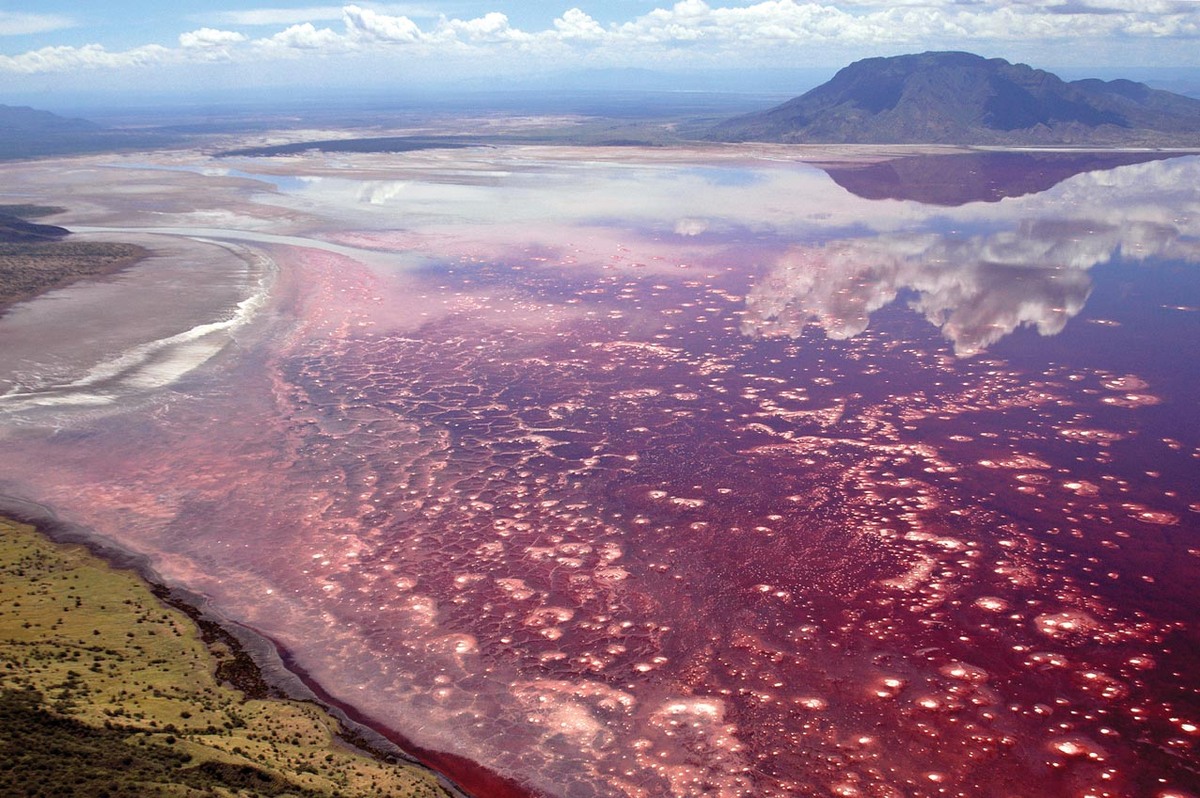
605,0 -> 1200,48
554,9 -> 606,41
343,4 -> 423,43
0,43 -> 172,74
201,4 -> 436,26
3,1 -> 1200,75
438,12 -> 532,45
179,28 -> 248,48
256,22 -> 346,50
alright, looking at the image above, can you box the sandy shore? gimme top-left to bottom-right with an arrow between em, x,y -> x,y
0,240 -> 149,316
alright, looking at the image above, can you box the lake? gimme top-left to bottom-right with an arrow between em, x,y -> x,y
0,145 -> 1197,798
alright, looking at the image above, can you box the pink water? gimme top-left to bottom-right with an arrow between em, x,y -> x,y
1,152 -> 1198,798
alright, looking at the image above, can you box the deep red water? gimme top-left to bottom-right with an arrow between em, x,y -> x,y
1,153 -> 1198,798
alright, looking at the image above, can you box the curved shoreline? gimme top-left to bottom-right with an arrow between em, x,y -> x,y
0,493 -> 476,798
0,223 -> 540,797
274,643 -> 546,798
0,240 -> 149,317
1,236 -> 273,410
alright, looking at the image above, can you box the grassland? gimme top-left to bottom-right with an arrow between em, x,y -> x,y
0,516 -> 454,798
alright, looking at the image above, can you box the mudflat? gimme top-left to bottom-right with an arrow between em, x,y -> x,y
0,239 -> 148,314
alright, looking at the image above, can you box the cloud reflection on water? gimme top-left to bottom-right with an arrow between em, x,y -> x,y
741,228 -> 1099,357
289,153 -> 1200,361
743,158 -> 1200,355
3,147 -> 1200,798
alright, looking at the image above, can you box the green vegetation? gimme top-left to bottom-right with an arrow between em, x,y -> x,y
0,517 -> 452,798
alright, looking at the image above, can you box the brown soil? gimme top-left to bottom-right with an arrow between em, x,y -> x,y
0,240 -> 149,315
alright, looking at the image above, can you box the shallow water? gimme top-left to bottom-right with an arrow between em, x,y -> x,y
0,233 -> 272,418
0,148 -> 1197,798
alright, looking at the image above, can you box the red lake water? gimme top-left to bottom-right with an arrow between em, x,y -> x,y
0,148 -> 1197,798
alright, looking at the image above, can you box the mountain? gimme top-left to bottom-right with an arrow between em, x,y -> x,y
710,52 -> 1200,145
0,104 -> 100,135
0,104 -> 174,159
0,104 -> 106,159
0,104 -> 102,156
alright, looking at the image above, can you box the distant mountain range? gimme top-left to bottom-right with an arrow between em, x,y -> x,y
0,105 -> 99,135
0,104 -> 174,159
0,104 -> 102,158
711,51 -> 1200,146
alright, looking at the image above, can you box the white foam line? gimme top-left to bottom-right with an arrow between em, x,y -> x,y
0,241 -> 275,413
72,226 -> 414,269
70,264 -> 269,391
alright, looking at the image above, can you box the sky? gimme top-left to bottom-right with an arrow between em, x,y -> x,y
2,1 -> 1200,101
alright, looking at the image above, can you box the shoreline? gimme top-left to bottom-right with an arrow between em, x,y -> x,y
0,233 -> 279,416
0,493 -> 480,798
272,643 -> 546,798
0,240 -> 150,318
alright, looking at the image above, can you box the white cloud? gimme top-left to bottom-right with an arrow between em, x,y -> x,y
0,11 -> 76,37
0,43 -> 172,74
256,22 -> 347,50
607,0 -> 1200,48
343,4 -> 423,43
202,4 -> 436,26
554,9 -> 605,41
205,6 -> 349,26
179,28 -> 249,48
438,12 -> 532,45
3,1 -> 1200,76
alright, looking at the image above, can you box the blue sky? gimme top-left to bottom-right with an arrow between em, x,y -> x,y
3,1 -> 1200,99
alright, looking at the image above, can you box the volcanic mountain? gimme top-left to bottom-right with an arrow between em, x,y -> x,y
710,51 -> 1200,145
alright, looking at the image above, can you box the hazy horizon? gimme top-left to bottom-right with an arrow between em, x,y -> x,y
4,2 -> 1200,111
7,65 -> 1200,126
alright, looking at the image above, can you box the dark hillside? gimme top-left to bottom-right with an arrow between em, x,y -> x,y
0,205 -> 69,244
711,52 -> 1200,145
0,104 -> 174,159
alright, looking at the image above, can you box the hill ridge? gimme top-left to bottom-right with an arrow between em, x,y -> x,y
710,51 -> 1200,145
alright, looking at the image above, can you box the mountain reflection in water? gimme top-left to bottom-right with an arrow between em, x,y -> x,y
748,154 -> 1200,356
0,149 -> 1197,798
820,151 -> 1182,206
